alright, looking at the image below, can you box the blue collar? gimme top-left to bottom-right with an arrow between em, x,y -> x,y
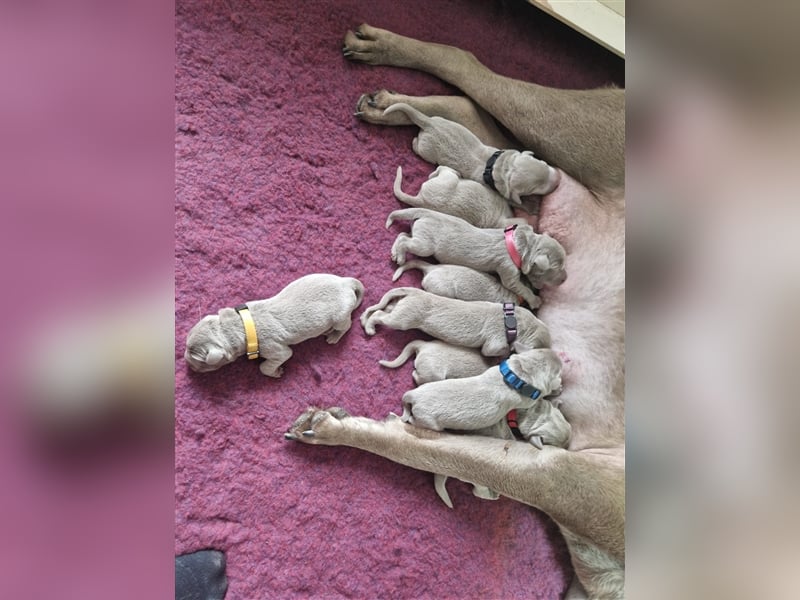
499,360 -> 541,399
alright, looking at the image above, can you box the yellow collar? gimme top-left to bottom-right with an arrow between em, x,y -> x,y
234,304 -> 259,360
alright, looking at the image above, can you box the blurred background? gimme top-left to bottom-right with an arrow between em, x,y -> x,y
0,0 -> 175,597
1,0 -> 798,597
627,0 -> 800,597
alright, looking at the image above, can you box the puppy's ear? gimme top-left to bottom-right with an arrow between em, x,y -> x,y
533,255 -> 550,271
512,340 -> 533,354
514,225 -> 537,273
205,346 -> 226,366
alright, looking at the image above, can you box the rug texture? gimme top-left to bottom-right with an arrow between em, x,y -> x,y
175,0 -> 623,597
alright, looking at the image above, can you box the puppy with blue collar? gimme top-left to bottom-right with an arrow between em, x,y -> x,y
400,348 -> 567,436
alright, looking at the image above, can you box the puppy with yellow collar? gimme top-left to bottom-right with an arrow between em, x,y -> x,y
184,274 -> 364,377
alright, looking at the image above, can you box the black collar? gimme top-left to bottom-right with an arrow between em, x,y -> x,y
483,149 -> 504,191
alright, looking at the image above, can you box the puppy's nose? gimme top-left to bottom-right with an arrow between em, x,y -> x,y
555,270 -> 567,285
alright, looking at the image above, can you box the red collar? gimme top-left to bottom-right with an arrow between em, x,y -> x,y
504,225 -> 522,269
507,409 -> 524,439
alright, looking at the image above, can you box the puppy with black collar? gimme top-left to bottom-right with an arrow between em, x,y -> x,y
184,273 -> 364,377
386,207 -> 566,308
383,102 -> 561,204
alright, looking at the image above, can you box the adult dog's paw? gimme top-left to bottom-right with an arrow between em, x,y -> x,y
342,24 -> 397,66
284,407 -> 350,445
353,90 -> 414,124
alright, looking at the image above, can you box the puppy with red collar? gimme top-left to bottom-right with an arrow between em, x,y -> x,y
386,207 -> 566,308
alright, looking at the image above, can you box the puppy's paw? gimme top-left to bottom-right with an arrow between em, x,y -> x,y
325,325 -> 349,344
259,363 -> 284,378
525,295 -> 542,310
390,233 -> 409,265
471,485 -> 501,501
361,316 -> 378,336
284,407 -> 350,445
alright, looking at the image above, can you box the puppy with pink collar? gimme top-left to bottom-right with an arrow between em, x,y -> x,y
386,207 -> 566,308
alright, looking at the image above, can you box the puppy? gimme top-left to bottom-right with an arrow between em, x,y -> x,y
392,260 -> 521,305
400,348 -> 564,432
386,207 -> 566,308
379,340 -> 570,508
434,400 -> 572,508
378,339 -> 496,385
360,287 -> 549,356
383,102 -> 561,204
393,165 -> 523,229
185,273 -> 364,377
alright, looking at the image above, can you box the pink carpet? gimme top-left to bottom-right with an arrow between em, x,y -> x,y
175,0 -> 623,597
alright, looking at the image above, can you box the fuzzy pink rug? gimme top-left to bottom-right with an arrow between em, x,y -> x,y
175,0 -> 623,597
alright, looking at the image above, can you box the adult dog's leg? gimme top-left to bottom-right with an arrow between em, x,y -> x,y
343,24 -> 624,195
286,408 -> 624,556
285,408 -> 624,597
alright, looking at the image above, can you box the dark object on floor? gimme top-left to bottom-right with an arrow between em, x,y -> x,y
175,549 -> 228,600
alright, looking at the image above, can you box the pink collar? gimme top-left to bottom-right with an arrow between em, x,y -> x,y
504,225 -> 522,269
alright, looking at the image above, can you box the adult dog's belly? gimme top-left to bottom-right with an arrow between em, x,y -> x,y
534,173 -> 625,451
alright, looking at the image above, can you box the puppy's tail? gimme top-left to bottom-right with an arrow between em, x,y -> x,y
385,207 -> 434,229
383,102 -> 431,128
393,166 -> 418,206
366,286 -> 423,316
392,260 -> 433,282
433,474 -> 454,509
379,339 -> 425,369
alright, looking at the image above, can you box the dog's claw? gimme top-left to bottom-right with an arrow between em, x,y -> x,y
354,111 -> 364,118
529,435 -> 544,450
302,430 -> 315,438
354,30 -> 365,39
355,93 -> 368,114
284,432 -> 298,441
367,99 -> 377,108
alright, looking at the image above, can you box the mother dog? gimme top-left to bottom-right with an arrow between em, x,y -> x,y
286,24 -> 624,599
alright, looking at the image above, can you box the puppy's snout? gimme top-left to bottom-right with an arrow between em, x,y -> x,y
543,167 -> 561,194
